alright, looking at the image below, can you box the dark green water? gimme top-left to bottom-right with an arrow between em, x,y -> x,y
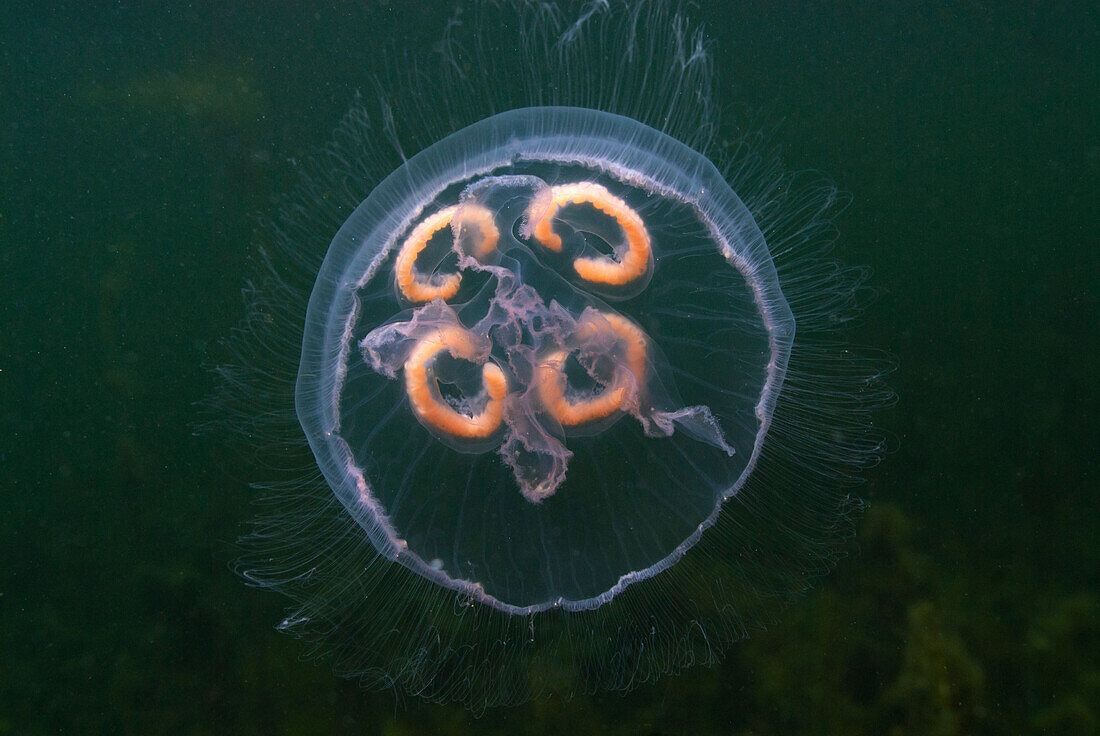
3,1 -> 1096,734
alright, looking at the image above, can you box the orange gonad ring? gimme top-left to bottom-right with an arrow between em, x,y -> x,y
527,182 -> 652,287
537,311 -> 648,426
403,326 -> 508,439
394,204 -> 499,303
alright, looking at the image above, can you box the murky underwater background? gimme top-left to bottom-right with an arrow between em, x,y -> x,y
2,1 -> 1097,734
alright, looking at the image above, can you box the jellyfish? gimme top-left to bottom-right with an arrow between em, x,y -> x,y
213,0 -> 891,712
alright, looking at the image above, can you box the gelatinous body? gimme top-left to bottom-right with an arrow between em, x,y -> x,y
297,108 -> 787,612
222,0 -> 890,711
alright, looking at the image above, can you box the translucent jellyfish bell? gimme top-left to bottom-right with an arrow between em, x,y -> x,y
300,108 -> 778,610
218,0 -> 891,712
